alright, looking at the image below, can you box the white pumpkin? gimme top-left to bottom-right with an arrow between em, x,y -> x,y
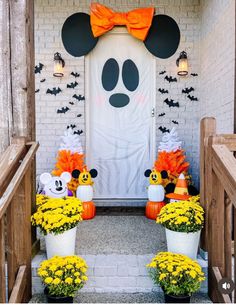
148,185 -> 165,202
76,185 -> 93,202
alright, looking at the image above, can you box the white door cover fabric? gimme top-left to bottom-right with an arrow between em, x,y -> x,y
86,29 -> 155,199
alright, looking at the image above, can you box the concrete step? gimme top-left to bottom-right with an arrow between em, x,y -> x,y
32,252 -> 208,294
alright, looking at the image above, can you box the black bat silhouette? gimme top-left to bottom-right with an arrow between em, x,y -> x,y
159,126 -> 170,133
159,70 -> 166,75
172,120 -> 179,125
57,106 -> 69,114
40,78 -> 46,83
67,81 -> 78,89
67,124 -> 76,129
165,75 -> 177,83
47,87 -> 62,96
35,89 -> 40,93
164,98 -> 179,108
182,87 -> 194,94
35,63 -> 44,74
77,114 -> 82,117
158,88 -> 169,94
74,130 -> 83,135
71,72 -> 80,78
158,113 -> 166,117
73,94 -> 85,101
191,73 -> 198,77
187,95 -> 198,101
69,101 -> 74,105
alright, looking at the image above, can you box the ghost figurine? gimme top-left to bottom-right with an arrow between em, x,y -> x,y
40,172 -> 72,198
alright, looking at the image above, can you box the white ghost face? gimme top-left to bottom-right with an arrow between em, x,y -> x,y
40,172 -> 71,198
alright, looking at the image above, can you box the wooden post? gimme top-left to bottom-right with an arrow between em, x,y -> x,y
8,0 -> 39,255
0,1 -> 12,154
200,117 -> 216,251
208,171 -> 225,302
7,166 -> 32,302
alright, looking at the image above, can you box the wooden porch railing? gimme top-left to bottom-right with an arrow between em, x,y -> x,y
200,117 -> 235,303
0,137 -> 38,303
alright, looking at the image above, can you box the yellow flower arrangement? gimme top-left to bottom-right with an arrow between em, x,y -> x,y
38,255 -> 88,297
31,195 -> 83,235
147,252 -> 205,296
157,196 -> 204,233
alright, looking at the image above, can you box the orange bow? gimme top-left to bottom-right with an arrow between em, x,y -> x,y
90,3 -> 154,41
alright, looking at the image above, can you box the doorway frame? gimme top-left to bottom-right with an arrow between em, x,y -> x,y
85,27 -> 157,200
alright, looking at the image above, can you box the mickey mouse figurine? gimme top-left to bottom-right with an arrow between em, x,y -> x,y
144,169 -> 168,220
40,172 -> 72,198
72,168 -> 98,220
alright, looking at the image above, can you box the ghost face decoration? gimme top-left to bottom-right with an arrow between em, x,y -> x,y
40,172 -> 72,198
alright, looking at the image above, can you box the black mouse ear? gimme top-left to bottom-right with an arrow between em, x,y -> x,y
144,15 -> 180,59
188,185 -> 200,196
165,183 -> 175,194
72,169 -> 80,179
90,169 -> 98,178
62,13 -> 98,57
144,169 -> 152,177
161,170 -> 168,179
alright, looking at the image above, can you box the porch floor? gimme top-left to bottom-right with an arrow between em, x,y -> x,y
40,215 -> 167,255
33,215 -> 210,302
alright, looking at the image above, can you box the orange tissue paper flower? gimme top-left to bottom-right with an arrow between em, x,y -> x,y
154,149 -> 189,183
52,150 -> 86,176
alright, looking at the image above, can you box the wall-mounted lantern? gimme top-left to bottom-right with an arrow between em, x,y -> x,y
53,52 -> 65,77
176,51 -> 188,76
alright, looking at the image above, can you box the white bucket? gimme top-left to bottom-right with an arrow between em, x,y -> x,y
165,228 -> 201,260
45,227 -> 77,259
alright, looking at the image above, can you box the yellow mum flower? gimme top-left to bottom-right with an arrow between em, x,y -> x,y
75,278 -> 81,284
65,277 -> 73,284
55,270 -> 63,276
53,278 -> 61,285
189,270 -> 197,278
45,277 -> 53,284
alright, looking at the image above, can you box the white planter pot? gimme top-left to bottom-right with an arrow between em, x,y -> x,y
45,227 -> 77,259
148,185 -> 165,202
76,185 -> 93,202
165,228 -> 201,260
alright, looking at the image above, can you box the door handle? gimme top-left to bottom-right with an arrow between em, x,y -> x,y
151,108 -> 155,117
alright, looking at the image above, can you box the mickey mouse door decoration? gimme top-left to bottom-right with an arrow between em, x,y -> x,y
61,3 -> 180,199
62,3 -> 180,59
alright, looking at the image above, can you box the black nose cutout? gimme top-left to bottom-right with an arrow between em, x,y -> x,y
56,187 -> 63,191
102,58 -> 119,91
109,93 -> 130,108
122,60 -> 139,91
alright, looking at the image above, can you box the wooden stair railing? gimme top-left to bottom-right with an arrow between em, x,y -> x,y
0,137 -> 38,303
200,118 -> 236,303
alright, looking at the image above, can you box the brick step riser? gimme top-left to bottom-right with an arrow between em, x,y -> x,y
32,254 -> 208,294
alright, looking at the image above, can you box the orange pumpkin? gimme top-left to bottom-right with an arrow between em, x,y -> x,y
145,201 -> 165,220
82,201 -> 96,220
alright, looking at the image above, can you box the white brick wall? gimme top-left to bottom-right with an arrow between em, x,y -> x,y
200,0 -> 235,133
35,0 -> 202,187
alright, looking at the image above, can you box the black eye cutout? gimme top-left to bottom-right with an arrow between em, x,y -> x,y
102,58 -> 119,91
122,60 -> 139,92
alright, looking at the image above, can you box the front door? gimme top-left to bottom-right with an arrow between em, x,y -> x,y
86,28 -> 155,199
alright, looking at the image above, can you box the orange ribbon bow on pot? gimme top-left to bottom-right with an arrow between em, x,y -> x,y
90,3 -> 154,41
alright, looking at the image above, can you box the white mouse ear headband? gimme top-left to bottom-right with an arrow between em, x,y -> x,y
60,172 -> 72,183
40,173 -> 52,185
